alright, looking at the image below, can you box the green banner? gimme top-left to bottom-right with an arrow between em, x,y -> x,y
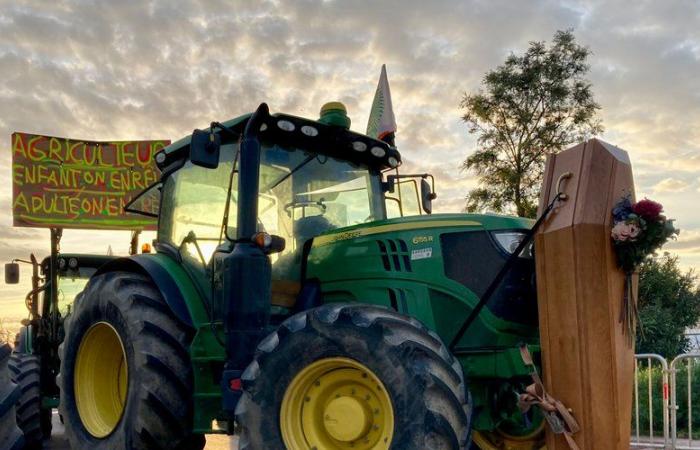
11,132 -> 168,230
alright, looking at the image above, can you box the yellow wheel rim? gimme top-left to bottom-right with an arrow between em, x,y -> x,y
74,322 -> 128,438
472,424 -> 546,450
281,357 -> 394,450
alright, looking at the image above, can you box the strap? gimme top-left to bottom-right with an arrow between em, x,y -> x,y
518,345 -> 581,450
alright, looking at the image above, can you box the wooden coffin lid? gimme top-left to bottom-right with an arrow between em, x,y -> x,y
538,138 -> 635,231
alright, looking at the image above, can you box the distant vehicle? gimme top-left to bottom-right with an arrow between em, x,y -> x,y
6,247 -> 117,448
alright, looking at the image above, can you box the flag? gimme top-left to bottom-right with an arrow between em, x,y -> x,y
366,64 -> 397,144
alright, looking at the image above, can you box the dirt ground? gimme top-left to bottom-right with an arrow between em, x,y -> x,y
44,411 -> 238,450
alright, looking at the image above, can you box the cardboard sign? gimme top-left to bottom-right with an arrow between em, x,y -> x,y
11,132 -> 168,230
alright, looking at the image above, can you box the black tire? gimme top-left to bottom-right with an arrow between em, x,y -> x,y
0,344 -> 24,450
236,303 -> 473,450
8,353 -> 43,449
58,271 -> 205,450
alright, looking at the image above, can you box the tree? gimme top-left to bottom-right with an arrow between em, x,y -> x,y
461,30 -> 603,217
636,254 -> 700,358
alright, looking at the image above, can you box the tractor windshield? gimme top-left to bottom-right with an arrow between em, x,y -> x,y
159,141 -> 384,271
258,143 -> 383,248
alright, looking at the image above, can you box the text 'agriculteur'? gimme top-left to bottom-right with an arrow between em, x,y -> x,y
11,132 -> 168,230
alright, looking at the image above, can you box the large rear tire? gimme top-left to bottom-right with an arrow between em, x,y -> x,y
8,353 -> 43,449
236,303 -> 473,450
0,343 -> 24,450
58,271 -> 205,450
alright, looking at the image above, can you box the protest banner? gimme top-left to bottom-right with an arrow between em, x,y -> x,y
11,132 -> 168,230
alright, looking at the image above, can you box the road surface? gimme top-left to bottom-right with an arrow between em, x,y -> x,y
44,410 -> 238,449
40,410 -> 668,450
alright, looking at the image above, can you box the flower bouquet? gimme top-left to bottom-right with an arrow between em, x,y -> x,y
611,197 -> 679,342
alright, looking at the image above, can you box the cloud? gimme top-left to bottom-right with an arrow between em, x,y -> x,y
652,177 -> 691,193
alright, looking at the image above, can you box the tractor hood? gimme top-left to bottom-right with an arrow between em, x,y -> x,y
310,213 -> 534,248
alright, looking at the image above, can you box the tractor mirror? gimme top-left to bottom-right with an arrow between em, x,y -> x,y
421,178 -> 436,214
5,263 -> 19,284
190,129 -> 221,169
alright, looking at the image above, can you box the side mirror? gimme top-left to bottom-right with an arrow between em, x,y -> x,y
190,129 -> 221,169
421,178 -> 437,214
5,263 -> 19,284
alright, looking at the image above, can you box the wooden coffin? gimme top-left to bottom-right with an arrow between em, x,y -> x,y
535,138 -> 635,449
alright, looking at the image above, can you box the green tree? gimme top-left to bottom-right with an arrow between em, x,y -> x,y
636,254 -> 700,358
460,29 -> 603,217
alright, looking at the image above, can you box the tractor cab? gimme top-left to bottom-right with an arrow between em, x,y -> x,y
128,102 -> 432,286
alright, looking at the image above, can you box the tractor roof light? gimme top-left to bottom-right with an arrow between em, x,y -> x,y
319,102 -> 351,129
301,125 -> 319,137
277,120 -> 295,132
352,141 -> 367,152
68,257 -> 79,269
370,146 -> 386,158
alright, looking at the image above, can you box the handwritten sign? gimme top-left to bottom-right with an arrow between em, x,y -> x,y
11,132 -> 168,230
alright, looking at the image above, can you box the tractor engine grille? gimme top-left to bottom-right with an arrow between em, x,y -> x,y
440,230 -> 538,326
376,239 -> 412,272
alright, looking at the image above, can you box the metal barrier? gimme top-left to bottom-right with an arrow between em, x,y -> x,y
632,354 -> 671,449
670,353 -> 700,449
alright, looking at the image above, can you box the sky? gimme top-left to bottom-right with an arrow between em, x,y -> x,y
0,0 -> 699,318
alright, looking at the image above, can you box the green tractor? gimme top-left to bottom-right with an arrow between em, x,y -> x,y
4,234 -> 117,449
52,102 -> 542,450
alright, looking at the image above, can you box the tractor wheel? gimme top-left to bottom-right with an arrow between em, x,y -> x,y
57,271 -> 205,450
0,343 -> 24,450
236,303 -> 473,450
8,353 -> 43,449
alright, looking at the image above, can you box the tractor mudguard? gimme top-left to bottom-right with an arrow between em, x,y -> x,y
94,255 -> 194,329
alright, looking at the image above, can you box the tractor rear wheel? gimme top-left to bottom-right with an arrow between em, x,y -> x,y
0,343 -> 24,450
236,303 -> 472,450
58,271 -> 205,450
8,352 -> 43,449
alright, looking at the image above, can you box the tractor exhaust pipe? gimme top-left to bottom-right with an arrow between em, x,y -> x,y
221,103 -> 272,420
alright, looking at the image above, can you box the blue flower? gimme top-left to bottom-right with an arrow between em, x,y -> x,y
612,197 -> 633,221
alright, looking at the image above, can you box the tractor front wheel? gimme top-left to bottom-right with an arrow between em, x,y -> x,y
236,303 -> 472,450
58,271 -> 205,450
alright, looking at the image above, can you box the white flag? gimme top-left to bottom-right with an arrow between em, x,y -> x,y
366,65 -> 397,141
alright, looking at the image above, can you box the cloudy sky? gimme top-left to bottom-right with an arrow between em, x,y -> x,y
1,0 -> 699,316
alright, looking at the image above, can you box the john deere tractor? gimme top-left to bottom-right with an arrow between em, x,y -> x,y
4,244 -> 117,449
50,102 -> 543,450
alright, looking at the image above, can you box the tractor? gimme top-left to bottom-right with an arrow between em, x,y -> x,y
24,102 -> 542,449
3,230 -> 126,448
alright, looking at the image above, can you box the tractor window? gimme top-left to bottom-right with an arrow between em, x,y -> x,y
258,143 -> 382,281
386,179 -> 421,218
57,277 -> 90,313
159,144 -> 239,262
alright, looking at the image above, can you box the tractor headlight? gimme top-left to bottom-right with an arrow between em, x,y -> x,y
491,231 -> 533,259
68,257 -> 79,269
